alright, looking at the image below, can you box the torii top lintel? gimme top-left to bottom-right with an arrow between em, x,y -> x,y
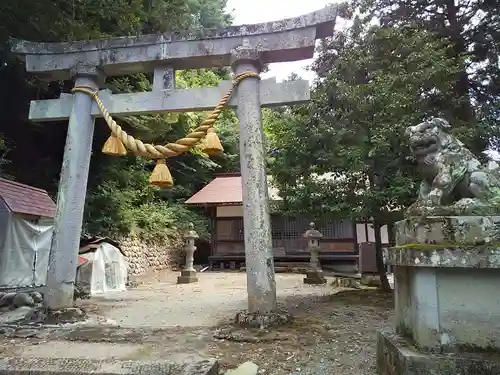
9,5 -> 338,81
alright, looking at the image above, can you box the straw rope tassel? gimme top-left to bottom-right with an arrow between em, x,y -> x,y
102,134 -> 127,156
71,71 -> 259,187
149,159 -> 173,188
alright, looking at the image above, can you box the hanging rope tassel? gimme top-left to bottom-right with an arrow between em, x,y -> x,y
71,71 -> 260,188
102,134 -> 127,156
202,128 -> 224,156
149,159 -> 173,188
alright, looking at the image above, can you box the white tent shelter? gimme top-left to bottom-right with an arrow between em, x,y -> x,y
0,178 -> 56,288
77,240 -> 127,295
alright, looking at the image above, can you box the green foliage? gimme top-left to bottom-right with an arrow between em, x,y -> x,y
82,69 -> 239,242
269,22 -> 488,223
0,0 -> 233,42
354,0 -> 500,151
0,0 -> 240,245
83,156 -> 209,242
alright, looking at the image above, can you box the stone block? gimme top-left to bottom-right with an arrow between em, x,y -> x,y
224,361 -> 258,375
388,216 -> 500,353
391,253 -> 500,352
235,310 -> 291,328
177,270 -> 198,284
395,216 -> 500,246
377,330 -> 500,375
303,271 -> 327,285
0,357 -> 218,375
331,277 -> 359,288
360,274 -> 382,287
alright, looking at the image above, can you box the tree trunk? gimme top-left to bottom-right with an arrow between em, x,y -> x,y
373,220 -> 391,292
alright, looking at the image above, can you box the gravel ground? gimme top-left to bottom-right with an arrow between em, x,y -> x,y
0,272 -> 394,375
210,286 -> 393,374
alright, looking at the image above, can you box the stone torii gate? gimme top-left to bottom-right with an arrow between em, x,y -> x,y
10,6 -> 339,314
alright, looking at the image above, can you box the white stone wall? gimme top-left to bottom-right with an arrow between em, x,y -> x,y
119,236 -> 183,276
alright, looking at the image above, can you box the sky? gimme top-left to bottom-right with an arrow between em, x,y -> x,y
225,0 -> 343,83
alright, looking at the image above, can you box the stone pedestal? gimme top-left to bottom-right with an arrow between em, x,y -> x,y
377,216 -> 500,374
303,271 -> 327,285
177,270 -> 198,284
378,330 -> 500,375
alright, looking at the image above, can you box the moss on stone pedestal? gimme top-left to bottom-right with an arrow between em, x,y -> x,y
395,216 -> 500,247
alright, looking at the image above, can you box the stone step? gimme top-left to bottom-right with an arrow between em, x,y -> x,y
0,357 -> 218,375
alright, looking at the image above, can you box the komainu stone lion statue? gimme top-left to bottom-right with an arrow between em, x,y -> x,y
406,117 -> 500,215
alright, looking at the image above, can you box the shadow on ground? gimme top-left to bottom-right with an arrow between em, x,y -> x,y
277,287 -> 393,315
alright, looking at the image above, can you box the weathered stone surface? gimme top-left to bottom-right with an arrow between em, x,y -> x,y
377,330 -> 500,375
232,49 -> 277,314
0,306 -> 34,324
0,357 -> 218,375
224,361 -> 258,375
234,310 -> 291,329
10,6 -> 338,80
392,256 -> 500,352
44,74 -> 100,311
30,292 -> 43,304
120,236 -> 182,276
12,293 -> 35,307
332,277 -> 360,288
29,78 -> 310,122
395,215 -> 500,246
387,245 -> 500,268
391,216 -> 500,268
406,118 -> 500,216
177,270 -> 198,284
0,293 -> 16,307
303,271 -> 327,285
45,307 -> 86,324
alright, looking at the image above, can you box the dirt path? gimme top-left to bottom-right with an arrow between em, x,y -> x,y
79,272 -> 348,327
0,272 -> 394,375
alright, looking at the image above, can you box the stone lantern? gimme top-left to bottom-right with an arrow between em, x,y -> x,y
177,223 -> 199,284
303,222 -> 326,285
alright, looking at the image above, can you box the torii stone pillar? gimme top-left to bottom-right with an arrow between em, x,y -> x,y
10,6 -> 339,311
45,66 -> 105,309
231,48 -> 276,312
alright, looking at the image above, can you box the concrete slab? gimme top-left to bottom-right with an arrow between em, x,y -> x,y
0,357 -> 218,375
16,341 -> 144,359
377,330 -> 500,375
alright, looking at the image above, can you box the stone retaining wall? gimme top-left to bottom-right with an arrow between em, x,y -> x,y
119,236 -> 183,276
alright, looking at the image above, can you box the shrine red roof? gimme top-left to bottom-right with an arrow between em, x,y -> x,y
0,178 -> 57,218
185,174 -> 281,206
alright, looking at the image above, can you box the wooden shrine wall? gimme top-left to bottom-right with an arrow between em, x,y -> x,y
214,214 -> 356,257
